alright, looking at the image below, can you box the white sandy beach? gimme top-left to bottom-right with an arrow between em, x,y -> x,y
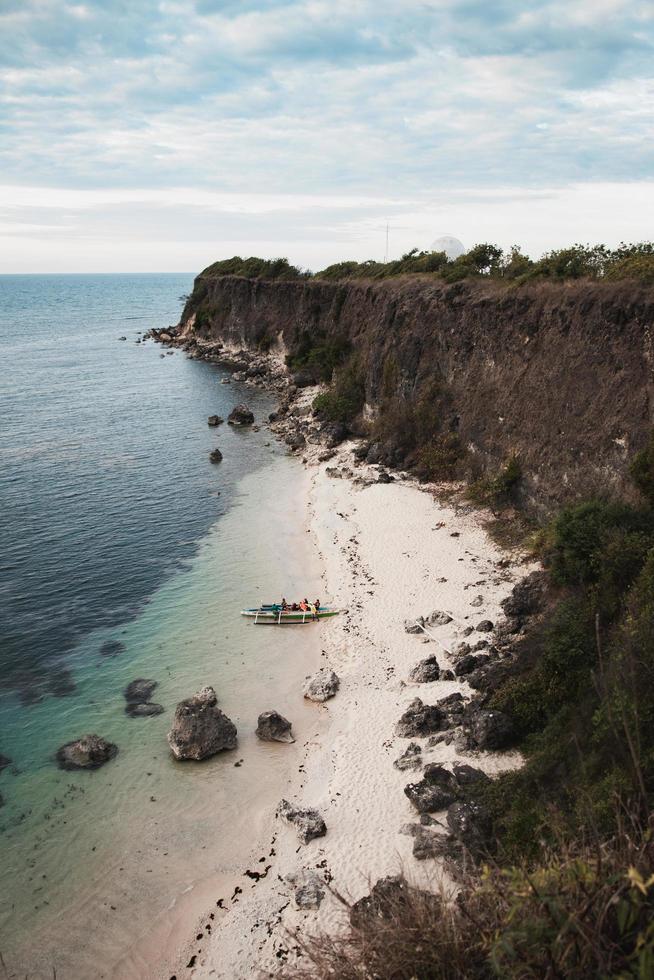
156,444 -> 535,980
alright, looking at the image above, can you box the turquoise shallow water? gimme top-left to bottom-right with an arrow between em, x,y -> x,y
0,276 -> 324,977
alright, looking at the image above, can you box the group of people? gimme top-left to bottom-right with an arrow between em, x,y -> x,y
280,596 -> 321,619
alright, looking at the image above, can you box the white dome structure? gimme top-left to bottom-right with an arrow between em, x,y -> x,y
430,235 -> 465,259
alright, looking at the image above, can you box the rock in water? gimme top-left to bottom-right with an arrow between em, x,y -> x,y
124,678 -> 158,704
395,698 -> 443,737
276,799 -> 326,843
56,734 -> 118,771
207,415 -> 224,426
126,702 -> 164,718
167,686 -> 237,760
209,448 -> 223,463
227,404 -> 255,426
100,640 -> 126,658
256,711 -> 295,743
303,668 -> 340,702
409,656 -> 440,683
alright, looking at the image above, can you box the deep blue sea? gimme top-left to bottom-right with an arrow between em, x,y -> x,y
0,275 -> 323,977
0,273 -> 273,700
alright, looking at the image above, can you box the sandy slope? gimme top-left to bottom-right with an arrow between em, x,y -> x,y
168,447 -> 535,979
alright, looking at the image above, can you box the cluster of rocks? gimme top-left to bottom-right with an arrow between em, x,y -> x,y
391,573 -> 552,865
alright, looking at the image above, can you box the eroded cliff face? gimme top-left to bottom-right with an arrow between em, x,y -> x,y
180,274 -> 654,514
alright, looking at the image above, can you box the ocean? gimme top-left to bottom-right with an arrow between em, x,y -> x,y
0,275 -> 323,977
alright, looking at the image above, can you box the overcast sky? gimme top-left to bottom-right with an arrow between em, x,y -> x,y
1,0 -> 652,272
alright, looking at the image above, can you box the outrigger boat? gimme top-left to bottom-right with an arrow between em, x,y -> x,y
241,604 -> 343,625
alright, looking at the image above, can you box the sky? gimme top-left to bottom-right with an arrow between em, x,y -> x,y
0,0 -> 652,272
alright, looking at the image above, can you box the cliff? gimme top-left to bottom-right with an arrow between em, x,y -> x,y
180,273 -> 654,515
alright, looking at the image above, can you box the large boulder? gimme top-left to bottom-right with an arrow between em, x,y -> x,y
409,656 -> 440,683
447,800 -> 493,854
452,762 -> 490,787
256,710 -> 295,743
470,709 -> 514,750
395,698 -> 443,737
454,653 -> 487,677
124,678 -> 157,703
167,686 -> 237,760
404,764 -> 459,813
303,668 -> 339,702
209,448 -> 223,463
349,876 -> 426,929
207,415 -> 224,426
228,404 -> 254,426
500,570 -> 548,623
284,431 -> 306,450
276,799 -> 326,843
56,734 -> 118,771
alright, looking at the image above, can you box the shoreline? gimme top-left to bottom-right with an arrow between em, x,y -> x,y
155,438 -> 536,978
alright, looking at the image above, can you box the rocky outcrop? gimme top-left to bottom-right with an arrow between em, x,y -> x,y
207,415 -> 224,426
396,698 -> 443,737
124,678 -> 157,703
209,448 -> 223,463
256,711 -> 295,743
179,273 -> 654,514
167,686 -> 237,760
409,655 -> 440,683
227,404 -> 254,426
303,668 -> 340,702
56,734 -> 118,770
276,799 -> 327,843
404,764 -> 459,813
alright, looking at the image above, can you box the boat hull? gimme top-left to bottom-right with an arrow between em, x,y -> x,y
240,607 -> 342,625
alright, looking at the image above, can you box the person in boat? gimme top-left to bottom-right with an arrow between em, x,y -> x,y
309,600 -> 317,621
314,598 -> 321,612
291,601 -> 299,611
299,598 -> 309,612
280,597 -> 288,611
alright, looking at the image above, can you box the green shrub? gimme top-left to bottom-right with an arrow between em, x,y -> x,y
469,456 -> 522,508
312,358 -> 365,426
286,331 -> 351,383
414,433 -> 462,480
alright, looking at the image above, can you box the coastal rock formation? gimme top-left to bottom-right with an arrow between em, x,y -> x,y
303,668 -> 340,702
404,764 -> 459,813
179,272 -> 654,513
454,653 -> 488,677
276,799 -> 327,844
393,742 -> 423,772
167,686 -> 237,760
284,431 -> 306,450
207,415 -> 224,426
447,800 -> 492,854
100,640 -> 125,658
124,678 -> 158,703
395,698 -> 443,737
227,404 -> 254,426
349,876 -> 426,928
56,734 -> 118,771
409,655 -> 440,683
209,448 -> 223,463
47,668 -> 77,697
452,762 -> 490,786
256,711 -> 295,743
126,702 -> 164,717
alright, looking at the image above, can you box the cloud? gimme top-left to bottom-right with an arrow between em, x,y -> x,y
0,1 -> 652,269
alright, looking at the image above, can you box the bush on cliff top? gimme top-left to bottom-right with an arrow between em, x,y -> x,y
199,255 -> 309,280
